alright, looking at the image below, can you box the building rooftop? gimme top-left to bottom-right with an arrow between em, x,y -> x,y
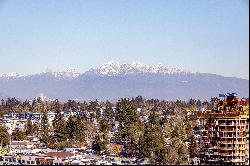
45,152 -> 74,159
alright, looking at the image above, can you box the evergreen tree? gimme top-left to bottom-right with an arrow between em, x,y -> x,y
139,109 -> 167,164
41,111 -> 49,143
12,128 -> 25,141
165,147 -> 179,165
0,126 -> 10,147
32,122 -> 40,136
66,115 -> 77,140
75,115 -> 86,145
99,117 -> 111,133
52,110 -> 66,142
101,132 -> 109,154
115,98 -> 143,157
25,117 -> 34,136
103,105 -> 114,120
170,137 -> 189,164
92,135 -> 102,155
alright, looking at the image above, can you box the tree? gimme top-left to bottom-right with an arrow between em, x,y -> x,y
114,99 -> 144,158
101,132 -> 109,154
98,117 -> 111,154
12,128 -> 25,141
52,110 -> 66,143
165,147 -> 179,165
92,135 -> 102,155
148,108 -> 159,125
46,135 -> 56,149
55,141 -> 71,150
0,126 -> 10,147
66,115 -> 77,140
32,122 -> 40,136
99,117 -> 111,133
41,111 -> 49,143
170,137 -> 189,164
171,126 -> 180,138
103,105 -> 114,120
139,109 -> 167,164
0,107 -> 6,119
108,143 -> 123,155
25,118 -> 34,136
75,116 -> 86,146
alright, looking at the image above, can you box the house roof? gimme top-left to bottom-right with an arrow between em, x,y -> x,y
45,152 -> 74,159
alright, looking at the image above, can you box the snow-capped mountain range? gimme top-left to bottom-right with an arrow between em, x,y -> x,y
0,61 -> 248,101
86,61 -> 193,76
0,61 -> 193,78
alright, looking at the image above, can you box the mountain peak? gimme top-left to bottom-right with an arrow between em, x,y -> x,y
87,61 -> 192,76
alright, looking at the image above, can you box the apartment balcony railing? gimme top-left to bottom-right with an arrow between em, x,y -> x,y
232,153 -> 246,157
219,146 -> 246,150
220,135 -> 246,138
219,128 -> 246,132
239,147 -> 246,150
221,153 -> 234,156
219,123 -> 247,126
207,158 -> 219,162
231,159 -> 246,163
220,153 -> 245,157
220,140 -> 234,144
219,146 -> 234,150
219,140 -> 246,144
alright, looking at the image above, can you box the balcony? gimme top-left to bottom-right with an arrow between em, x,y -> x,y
219,123 -> 247,126
205,152 -> 219,156
219,140 -> 246,145
233,153 -> 246,157
207,159 -> 219,162
221,153 -> 234,156
231,159 -> 246,163
234,141 -> 246,145
220,140 -> 233,144
219,147 -> 235,150
220,129 -> 235,132
220,135 -> 245,138
219,146 -> 246,150
239,147 -> 246,150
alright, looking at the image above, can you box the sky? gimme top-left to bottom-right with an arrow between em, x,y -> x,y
0,0 -> 249,79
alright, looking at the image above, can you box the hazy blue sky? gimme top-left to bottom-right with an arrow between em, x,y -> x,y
0,0 -> 249,79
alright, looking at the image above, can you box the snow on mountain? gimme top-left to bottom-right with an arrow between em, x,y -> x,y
0,68 -> 80,80
0,62 -> 193,79
0,62 -> 248,101
86,61 -> 193,76
0,72 -> 20,78
43,67 -> 80,78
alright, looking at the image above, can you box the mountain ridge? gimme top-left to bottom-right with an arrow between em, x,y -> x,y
1,61 -> 248,80
0,61 -> 248,101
